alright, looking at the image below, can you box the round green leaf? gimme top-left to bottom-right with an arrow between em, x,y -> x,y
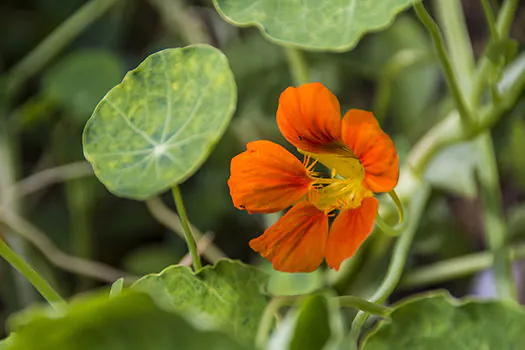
132,260 -> 269,343
362,291 -> 525,349
83,45 -> 237,199
213,0 -> 419,51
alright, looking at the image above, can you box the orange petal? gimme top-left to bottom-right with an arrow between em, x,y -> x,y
249,202 -> 328,273
325,197 -> 378,270
228,140 -> 312,214
276,83 -> 342,153
341,110 -> 399,193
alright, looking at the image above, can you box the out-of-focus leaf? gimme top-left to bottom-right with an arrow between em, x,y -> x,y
498,53 -> 525,92
184,169 -> 231,231
132,260 -> 269,343
362,291 -> 525,349
83,45 -> 237,200
4,291 -> 249,350
485,38 -> 518,65
43,49 -> 124,123
424,141 -> 479,197
269,293 -> 344,350
265,264 -> 323,296
362,15 -> 437,136
123,243 -> 182,276
213,0 -> 419,51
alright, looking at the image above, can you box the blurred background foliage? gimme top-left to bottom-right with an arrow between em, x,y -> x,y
0,0 -> 524,339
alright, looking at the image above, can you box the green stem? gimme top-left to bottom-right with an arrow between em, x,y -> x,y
255,293 -> 391,349
255,298 -> 286,348
481,0 -> 499,42
336,296 -> 391,317
375,213 -> 404,237
0,238 -> 65,309
285,47 -> 309,85
471,0 -> 519,106
400,243 -> 525,290
5,0 -> 121,96
400,250 -> 494,289
476,133 -> 516,299
433,0 -> 476,91
474,0 -> 518,301
149,0 -> 210,45
145,197 -> 227,263
171,185 -> 202,271
495,0 -> 519,38
408,59 -> 525,174
349,183 -> 430,347
413,2 -> 473,128
0,111 -> 35,306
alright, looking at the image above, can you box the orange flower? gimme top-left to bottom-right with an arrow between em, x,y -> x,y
228,83 -> 399,272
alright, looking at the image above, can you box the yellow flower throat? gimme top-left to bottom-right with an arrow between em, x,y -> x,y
301,148 -> 373,213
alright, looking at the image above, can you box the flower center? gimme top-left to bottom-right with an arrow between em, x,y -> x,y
302,149 -> 372,213
308,176 -> 372,212
299,144 -> 363,179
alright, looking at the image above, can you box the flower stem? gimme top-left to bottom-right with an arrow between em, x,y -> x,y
400,242 -> 525,290
471,0 -> 519,107
0,238 -> 65,309
255,298 -> 286,348
171,185 -> 202,271
256,294 -> 391,348
433,0 -> 476,91
349,183 -> 430,347
476,133 -> 517,300
336,296 -> 391,317
285,47 -> 309,85
481,0 -> 499,42
413,1 -> 473,129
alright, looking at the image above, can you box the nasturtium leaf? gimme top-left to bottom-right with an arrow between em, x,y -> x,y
83,45 -> 237,199
424,140 -> 479,197
132,259 -> 269,343
213,0 -> 419,51
4,291 -> 248,350
43,49 -> 124,123
362,291 -> 525,350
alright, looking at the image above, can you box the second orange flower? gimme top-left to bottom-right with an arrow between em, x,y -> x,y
228,83 -> 399,273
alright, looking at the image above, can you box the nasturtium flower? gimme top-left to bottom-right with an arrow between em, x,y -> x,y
228,83 -> 399,273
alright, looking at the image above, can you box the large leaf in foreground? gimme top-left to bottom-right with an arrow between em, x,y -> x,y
213,0 -> 418,51
362,291 -> 525,349
133,260 -> 269,343
83,45 -> 237,199
4,291 -> 248,350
